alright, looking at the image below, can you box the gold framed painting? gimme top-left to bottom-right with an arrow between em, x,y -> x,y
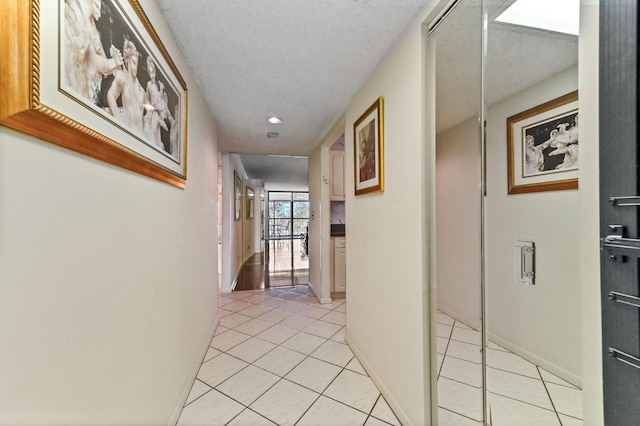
246,187 -> 255,219
507,91 -> 578,194
0,0 -> 188,188
353,97 -> 384,196
234,171 -> 242,221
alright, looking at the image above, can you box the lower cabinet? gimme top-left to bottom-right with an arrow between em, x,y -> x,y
332,237 -> 346,293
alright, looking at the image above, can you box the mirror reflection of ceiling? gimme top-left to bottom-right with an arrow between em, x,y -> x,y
435,0 -> 578,134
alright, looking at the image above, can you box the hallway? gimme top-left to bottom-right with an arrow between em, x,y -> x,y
177,286 -> 399,425
234,239 -> 310,291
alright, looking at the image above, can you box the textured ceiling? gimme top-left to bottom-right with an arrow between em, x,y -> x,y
435,0 -> 579,134
239,154 -> 309,190
152,1 -> 578,186
155,0 -> 435,157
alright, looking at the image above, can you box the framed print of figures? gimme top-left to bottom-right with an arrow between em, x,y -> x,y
507,91 -> 578,194
246,187 -> 255,219
0,1 -> 188,188
354,97 -> 384,196
234,171 -> 242,221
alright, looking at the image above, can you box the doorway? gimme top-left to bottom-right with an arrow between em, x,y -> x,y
266,191 -> 310,287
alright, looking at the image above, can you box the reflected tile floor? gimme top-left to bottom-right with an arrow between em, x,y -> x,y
436,312 -> 583,425
177,285 -> 400,426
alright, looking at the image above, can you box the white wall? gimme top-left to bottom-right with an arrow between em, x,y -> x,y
436,117 -> 482,329
308,144 -> 325,301
242,178 -> 262,261
485,66 -> 581,384
309,117 -> 345,304
579,1 -> 603,423
0,2 -> 219,424
343,7 -> 435,424
221,153 -> 247,293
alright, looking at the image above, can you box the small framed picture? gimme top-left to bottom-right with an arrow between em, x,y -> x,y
354,97 -> 384,195
234,171 -> 242,221
246,187 -> 255,219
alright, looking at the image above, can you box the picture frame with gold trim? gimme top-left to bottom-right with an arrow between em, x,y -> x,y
0,0 -> 188,188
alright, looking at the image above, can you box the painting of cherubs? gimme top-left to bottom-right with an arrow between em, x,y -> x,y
61,0 -> 183,162
522,111 -> 578,177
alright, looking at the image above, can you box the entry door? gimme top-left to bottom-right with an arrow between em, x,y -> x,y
600,1 -> 640,423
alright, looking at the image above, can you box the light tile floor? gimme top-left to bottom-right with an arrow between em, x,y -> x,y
436,311 -> 584,425
177,285 -> 400,426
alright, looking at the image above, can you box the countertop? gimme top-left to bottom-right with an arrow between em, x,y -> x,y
331,224 -> 345,236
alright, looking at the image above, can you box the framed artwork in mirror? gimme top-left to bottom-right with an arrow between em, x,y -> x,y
354,97 -> 384,195
246,187 -> 255,219
0,1 -> 188,187
507,91 -> 578,194
234,171 -> 242,221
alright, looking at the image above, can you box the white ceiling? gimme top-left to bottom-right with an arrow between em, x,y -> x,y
153,1 -> 578,185
155,0 -> 435,157
239,154 -> 309,190
435,0 -> 578,133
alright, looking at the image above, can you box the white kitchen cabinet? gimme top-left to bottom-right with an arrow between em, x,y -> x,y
332,237 -> 346,293
330,151 -> 345,200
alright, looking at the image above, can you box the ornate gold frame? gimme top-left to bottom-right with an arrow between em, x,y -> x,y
0,0 -> 188,188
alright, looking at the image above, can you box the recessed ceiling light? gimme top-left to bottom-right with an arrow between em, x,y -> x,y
267,132 -> 279,139
267,117 -> 282,124
495,0 -> 579,36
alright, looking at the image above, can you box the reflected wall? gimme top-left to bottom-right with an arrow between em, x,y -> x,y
431,0 -> 582,423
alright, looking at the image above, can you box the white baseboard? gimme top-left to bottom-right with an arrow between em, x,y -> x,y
345,333 -> 414,426
437,305 -> 581,387
436,304 -> 481,331
489,333 -> 582,388
169,314 -> 220,424
308,281 -> 332,304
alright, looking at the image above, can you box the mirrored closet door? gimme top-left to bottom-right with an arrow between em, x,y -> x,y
431,0 -> 485,423
430,0 -> 583,424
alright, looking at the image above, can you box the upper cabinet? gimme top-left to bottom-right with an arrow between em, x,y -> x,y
330,151 -> 345,200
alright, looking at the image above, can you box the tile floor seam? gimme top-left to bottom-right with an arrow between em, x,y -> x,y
439,374 -> 484,390
365,415 -> 394,426
537,365 -> 564,424
363,394 -> 396,426
233,408 -> 278,426
214,372 -> 285,412
317,386 -> 380,417
182,386 -> 214,409
438,325 -> 455,379
559,413 -> 584,421
486,364 -> 546,381
487,389 -> 559,414
234,344 -> 308,378
290,393 -> 324,426
308,361 -> 381,417
307,353 -> 355,369
538,373 -> 582,391
445,353 -> 482,365
439,405 -> 483,424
